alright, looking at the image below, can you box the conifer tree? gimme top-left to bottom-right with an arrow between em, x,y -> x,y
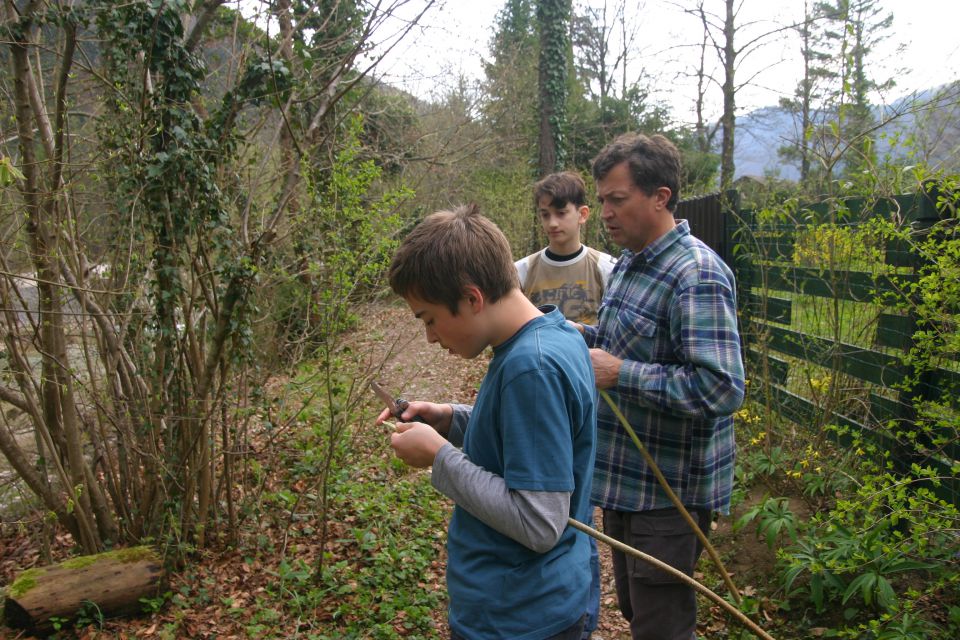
814,0 -> 895,184
482,0 -> 539,162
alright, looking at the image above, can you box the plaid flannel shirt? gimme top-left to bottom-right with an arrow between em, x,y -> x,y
582,220 -> 744,514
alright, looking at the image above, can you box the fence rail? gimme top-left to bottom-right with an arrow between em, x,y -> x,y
675,188 -> 959,506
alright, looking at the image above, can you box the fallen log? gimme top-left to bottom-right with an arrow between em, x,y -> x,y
3,546 -> 165,635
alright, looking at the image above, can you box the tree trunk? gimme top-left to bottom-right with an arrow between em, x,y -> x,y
536,0 -> 570,178
720,0 -> 736,192
694,2 -> 713,155
7,4 -> 103,552
3,547 -> 165,635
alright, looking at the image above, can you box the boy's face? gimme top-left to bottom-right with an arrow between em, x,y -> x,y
404,293 -> 488,360
537,195 -> 589,254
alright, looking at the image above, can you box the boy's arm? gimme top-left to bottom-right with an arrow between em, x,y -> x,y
596,249 -> 618,288
432,445 -> 570,553
446,403 -> 471,448
383,401 -> 467,440
388,403 -> 472,465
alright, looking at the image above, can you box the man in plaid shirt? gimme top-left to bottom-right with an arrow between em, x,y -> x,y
578,133 -> 744,640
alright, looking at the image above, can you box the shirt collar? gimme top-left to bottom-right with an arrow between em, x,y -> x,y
622,219 -> 690,266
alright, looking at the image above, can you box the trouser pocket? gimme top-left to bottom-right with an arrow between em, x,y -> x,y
622,508 -> 708,586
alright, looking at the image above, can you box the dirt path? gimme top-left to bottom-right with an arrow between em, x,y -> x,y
356,301 -> 631,639
0,300 -> 753,639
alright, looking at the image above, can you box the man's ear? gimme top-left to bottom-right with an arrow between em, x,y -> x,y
655,186 -> 672,209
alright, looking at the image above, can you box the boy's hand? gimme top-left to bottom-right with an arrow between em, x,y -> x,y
375,406 -> 399,425
390,422 -> 447,468
376,401 -> 453,436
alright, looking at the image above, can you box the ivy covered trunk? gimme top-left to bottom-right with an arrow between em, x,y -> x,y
537,0 -> 571,177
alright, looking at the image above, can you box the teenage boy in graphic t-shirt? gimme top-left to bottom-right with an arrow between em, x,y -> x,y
515,171 -> 617,327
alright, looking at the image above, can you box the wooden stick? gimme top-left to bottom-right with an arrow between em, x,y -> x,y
568,517 -> 776,640
600,389 -> 743,605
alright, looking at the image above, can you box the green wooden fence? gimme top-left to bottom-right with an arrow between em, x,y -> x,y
677,188 -> 959,505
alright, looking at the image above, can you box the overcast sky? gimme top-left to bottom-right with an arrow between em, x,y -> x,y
372,0 -> 960,124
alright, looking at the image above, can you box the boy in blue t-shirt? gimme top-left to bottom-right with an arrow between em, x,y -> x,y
377,204 -> 597,640
516,170 -> 615,639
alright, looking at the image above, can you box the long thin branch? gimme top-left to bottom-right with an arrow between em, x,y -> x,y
0,418 -> 70,529
23,43 -> 56,160
600,389 -> 743,605
50,18 -> 77,192
568,518 -> 776,640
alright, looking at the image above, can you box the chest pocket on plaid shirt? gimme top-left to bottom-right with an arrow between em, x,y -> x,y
611,309 -> 660,362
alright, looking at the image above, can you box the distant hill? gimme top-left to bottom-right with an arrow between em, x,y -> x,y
734,106 -> 800,180
733,83 -> 960,181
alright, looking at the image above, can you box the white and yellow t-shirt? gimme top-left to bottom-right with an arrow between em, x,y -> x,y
515,246 -> 618,325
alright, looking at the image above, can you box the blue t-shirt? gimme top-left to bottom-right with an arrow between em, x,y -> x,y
446,306 -> 597,640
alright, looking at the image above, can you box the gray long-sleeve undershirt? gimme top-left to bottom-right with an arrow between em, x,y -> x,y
431,404 -> 571,553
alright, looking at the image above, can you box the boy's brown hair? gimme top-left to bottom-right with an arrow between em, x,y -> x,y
389,204 -> 519,315
591,133 -> 682,212
533,171 -> 588,209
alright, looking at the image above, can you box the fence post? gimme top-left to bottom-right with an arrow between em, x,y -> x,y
722,191 -> 748,316
893,182 -> 949,484
722,189 -> 741,268
723,190 -> 756,404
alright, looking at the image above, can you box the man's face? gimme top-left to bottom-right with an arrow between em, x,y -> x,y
536,195 -> 587,253
404,294 -> 487,360
596,161 -> 668,252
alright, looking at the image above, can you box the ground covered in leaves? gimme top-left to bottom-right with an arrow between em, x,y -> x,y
0,301 -> 782,639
